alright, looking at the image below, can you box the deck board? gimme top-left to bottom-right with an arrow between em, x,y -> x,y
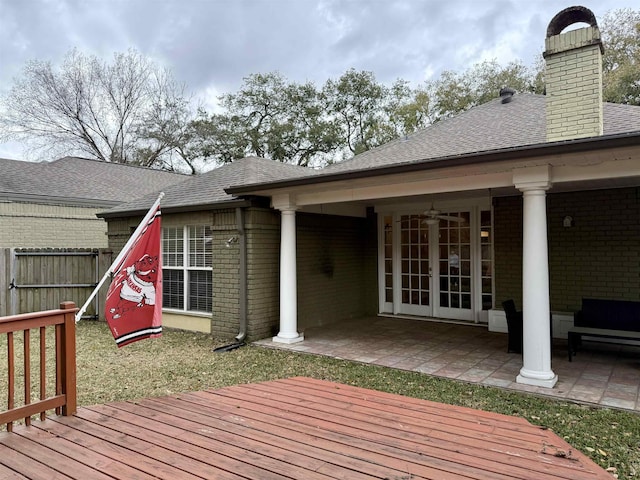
0,377 -> 612,480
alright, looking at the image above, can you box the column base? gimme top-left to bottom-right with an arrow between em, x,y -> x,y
272,334 -> 304,344
516,369 -> 558,388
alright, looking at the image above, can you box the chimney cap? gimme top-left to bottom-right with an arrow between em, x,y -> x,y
499,87 -> 516,103
547,6 -> 598,37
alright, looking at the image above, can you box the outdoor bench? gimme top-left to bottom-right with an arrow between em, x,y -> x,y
568,298 -> 640,361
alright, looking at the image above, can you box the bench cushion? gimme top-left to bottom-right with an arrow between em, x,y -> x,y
575,298 -> 640,332
569,326 -> 640,340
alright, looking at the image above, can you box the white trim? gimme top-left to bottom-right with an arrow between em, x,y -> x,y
517,186 -> 557,388
161,225 -> 213,314
273,207 -> 303,344
377,213 -> 386,313
392,213 -> 401,315
377,198 -> 493,323
161,308 -> 212,318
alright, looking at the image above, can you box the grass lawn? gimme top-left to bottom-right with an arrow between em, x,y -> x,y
3,321 -> 640,478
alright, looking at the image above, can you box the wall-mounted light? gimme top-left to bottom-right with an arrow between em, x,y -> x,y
225,236 -> 239,248
563,216 -> 574,228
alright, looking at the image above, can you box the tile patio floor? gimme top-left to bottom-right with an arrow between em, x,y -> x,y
255,316 -> 640,413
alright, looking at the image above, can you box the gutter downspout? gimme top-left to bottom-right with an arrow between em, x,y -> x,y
213,207 -> 247,353
235,206 -> 247,343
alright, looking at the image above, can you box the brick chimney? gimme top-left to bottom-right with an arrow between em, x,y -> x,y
544,6 -> 604,142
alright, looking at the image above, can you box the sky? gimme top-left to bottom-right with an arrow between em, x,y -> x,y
0,0 -> 633,161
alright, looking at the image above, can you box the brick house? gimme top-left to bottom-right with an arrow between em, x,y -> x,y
0,156 -> 186,248
101,6 -> 640,388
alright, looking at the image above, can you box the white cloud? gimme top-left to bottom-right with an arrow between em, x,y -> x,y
0,0 -> 633,160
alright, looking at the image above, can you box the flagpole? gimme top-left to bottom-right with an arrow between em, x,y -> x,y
75,192 -> 165,323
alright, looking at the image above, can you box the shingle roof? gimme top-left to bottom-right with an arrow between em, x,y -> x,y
0,156 -> 187,206
99,156 -> 316,216
322,94 -> 640,174
100,94 -> 640,215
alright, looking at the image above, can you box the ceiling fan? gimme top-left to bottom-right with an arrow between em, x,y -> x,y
419,205 -> 465,225
395,205 -> 465,226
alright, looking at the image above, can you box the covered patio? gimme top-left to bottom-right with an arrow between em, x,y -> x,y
227,9 -> 640,394
256,316 -> 640,412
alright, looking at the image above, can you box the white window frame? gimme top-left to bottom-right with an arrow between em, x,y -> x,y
162,225 -> 213,314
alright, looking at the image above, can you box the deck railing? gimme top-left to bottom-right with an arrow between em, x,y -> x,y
0,301 -> 77,432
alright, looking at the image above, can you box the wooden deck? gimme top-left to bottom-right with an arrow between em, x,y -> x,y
0,377 -> 611,480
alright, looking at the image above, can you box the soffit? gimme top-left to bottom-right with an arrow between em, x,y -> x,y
262,144 -> 640,207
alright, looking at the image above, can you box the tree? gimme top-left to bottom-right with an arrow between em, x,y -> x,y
184,7 -> 640,170
191,70 -> 433,168
426,60 -> 542,122
323,69 -> 389,156
384,80 -> 433,137
133,72 -> 201,173
191,73 -> 341,168
600,8 -> 640,105
0,48 -> 196,170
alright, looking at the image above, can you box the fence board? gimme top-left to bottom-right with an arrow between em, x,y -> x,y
0,248 -> 112,319
0,250 -> 6,319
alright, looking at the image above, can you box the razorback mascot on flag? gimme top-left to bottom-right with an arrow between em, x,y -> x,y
105,205 -> 162,347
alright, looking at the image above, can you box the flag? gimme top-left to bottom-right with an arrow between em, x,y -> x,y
104,204 -> 162,347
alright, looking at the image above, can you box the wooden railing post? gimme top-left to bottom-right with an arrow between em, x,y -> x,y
2,302 -> 79,429
60,301 -> 77,416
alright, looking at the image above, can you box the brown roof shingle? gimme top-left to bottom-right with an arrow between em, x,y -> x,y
101,93 -> 640,214
0,156 -> 187,206
323,94 -> 640,174
99,156 -> 316,216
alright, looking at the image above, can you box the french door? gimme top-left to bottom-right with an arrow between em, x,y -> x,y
398,214 -> 432,316
379,204 -> 493,322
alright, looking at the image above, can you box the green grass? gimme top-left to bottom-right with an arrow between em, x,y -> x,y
3,321 -> 639,478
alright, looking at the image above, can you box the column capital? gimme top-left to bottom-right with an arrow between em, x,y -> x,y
513,165 -> 552,192
272,193 -> 298,212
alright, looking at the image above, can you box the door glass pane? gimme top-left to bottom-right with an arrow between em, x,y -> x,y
481,210 -> 491,227
385,274 -> 393,288
462,294 -> 471,309
383,216 -> 393,304
440,292 -> 449,307
439,211 -> 470,311
400,214 -> 430,306
480,210 -> 493,310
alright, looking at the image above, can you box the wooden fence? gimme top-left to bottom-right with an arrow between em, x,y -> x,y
0,301 -> 77,432
0,248 -> 113,319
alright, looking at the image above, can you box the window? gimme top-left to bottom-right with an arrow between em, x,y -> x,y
162,225 -> 213,313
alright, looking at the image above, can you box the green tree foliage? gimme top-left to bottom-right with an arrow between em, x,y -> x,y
426,60 -> 542,121
323,69 -> 388,156
190,73 -> 341,167
385,80 -> 432,138
0,48 -> 197,171
600,8 -> 640,105
193,70 -> 432,167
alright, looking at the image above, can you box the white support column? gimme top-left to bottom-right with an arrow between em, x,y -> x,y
273,202 -> 304,344
515,178 -> 557,388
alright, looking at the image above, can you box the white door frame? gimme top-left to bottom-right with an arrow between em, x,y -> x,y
376,197 -> 492,322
